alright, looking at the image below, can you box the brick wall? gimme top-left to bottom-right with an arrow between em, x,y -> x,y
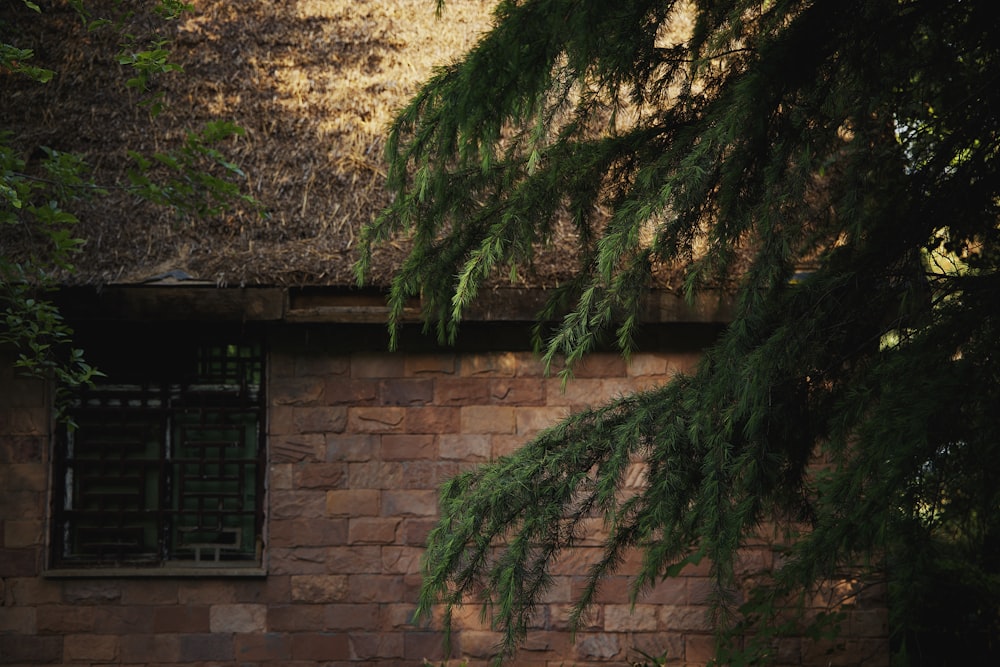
0,326 -> 887,666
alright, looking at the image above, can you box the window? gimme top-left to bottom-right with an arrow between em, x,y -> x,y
49,326 -> 265,572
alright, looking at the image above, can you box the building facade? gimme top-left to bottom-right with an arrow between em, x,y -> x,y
0,286 -> 887,666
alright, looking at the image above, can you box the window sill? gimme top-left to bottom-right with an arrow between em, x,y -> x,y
43,565 -> 267,578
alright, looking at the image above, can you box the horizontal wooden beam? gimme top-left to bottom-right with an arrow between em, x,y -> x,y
56,286 -> 733,324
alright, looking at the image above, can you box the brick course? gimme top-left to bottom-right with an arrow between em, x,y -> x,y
0,342 -> 889,667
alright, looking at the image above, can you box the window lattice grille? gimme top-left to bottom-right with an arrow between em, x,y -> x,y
52,339 -> 265,569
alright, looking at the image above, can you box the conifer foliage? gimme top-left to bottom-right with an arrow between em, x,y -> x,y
359,0 -> 1000,663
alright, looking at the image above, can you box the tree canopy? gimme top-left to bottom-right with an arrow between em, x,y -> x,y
358,0 -> 1000,663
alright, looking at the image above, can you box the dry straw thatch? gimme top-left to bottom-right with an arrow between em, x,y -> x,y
2,0 -> 507,287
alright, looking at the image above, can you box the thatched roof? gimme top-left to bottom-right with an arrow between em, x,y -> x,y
3,0 -> 527,288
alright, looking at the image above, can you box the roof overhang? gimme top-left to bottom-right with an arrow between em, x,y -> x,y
55,285 -> 734,325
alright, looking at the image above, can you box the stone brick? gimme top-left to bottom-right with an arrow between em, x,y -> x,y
850,608 -> 889,637
0,374 -> 44,408
210,603 -> 266,633
775,637 -> 802,664
404,406 -> 461,433
292,462 -> 347,489
0,407 -> 47,436
629,633 -> 685,665
381,546 -> 422,574
326,434 -> 377,462
63,634 -> 118,662
457,630 -> 504,659
3,576 -> 58,607
405,354 -> 457,376
0,463 -> 47,492
290,574 -> 349,603
404,630 -> 456,662
348,574 -> 407,603
294,406 -> 347,434
0,635 -> 62,664
400,460 -> 460,488
549,603 -> 603,631
0,490 -> 43,522
269,462 -> 294,490
574,633 -> 622,660
178,633 -> 234,662
489,378 -> 546,405
90,605 -> 154,634
348,517 -> 400,544
460,352 -> 517,377
348,461 -> 401,488
291,632 -> 350,661
177,579 -> 240,605
551,546 -> 601,576
267,604 -> 326,632
685,633 -> 716,663
461,406 -> 515,434
326,489 -> 380,516
686,576 -> 714,605
257,546 -> 309,579
347,407 -> 405,433
119,579 -> 179,605
326,603 -> 380,630
270,377 -> 325,406
3,520 -> 42,547
537,576 -> 572,605
515,406 -> 570,434
349,632 -> 405,659
625,353 -> 671,377
0,606 -> 34,634
382,489 -> 438,517
658,604 -> 712,632
234,633 -> 293,661
232,574 -> 292,605
382,434 -> 436,461
572,353 -> 628,378
153,605 -> 210,633
268,406 -> 296,435
514,352 -> 550,377
119,634 -> 180,663
574,517 -> 611,545
0,435 -> 43,463
402,518 -> 438,546
520,630 -> 572,656
269,517 -> 348,547
324,378 -> 378,405
270,434 -> 324,462
604,604 -> 660,631
324,546 -> 383,573
637,576 -> 688,605
491,434 -> 529,458
381,603 -> 420,629
351,353 -> 405,378
63,579 -> 122,604
379,378 -> 434,405
434,378 -> 491,406
439,434 -> 491,461
546,378 -> 634,408
0,547 -> 37,576
296,354 -> 350,377
36,605 -> 95,633
270,489 -> 328,519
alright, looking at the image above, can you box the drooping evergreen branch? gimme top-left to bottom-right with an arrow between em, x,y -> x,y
362,0 -> 1000,662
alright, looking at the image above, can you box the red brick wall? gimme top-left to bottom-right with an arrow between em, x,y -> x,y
0,329 -> 887,666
